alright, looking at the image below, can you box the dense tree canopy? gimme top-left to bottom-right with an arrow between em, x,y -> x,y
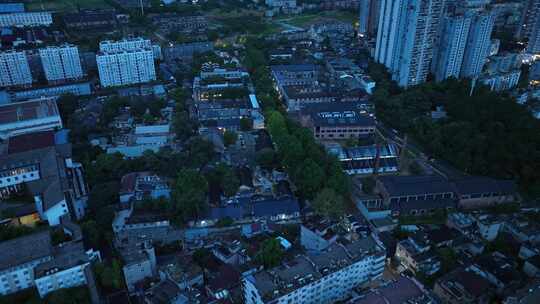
370,63 -> 540,197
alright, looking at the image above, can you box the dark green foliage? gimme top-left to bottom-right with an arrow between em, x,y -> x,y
206,163 -> 240,198
223,130 -> 238,147
256,238 -> 284,269
172,169 -> 209,221
371,64 -> 540,198
312,188 -> 346,220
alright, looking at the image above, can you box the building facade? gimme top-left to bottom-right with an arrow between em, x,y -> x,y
460,9 -> 496,78
0,12 -> 52,27
97,49 -> 156,88
0,50 -> 32,88
375,0 -> 444,87
432,10 -> 472,81
244,237 -> 385,304
39,45 -> 84,83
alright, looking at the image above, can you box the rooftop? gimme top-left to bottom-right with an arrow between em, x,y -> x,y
0,97 -> 60,126
0,231 -> 53,272
301,101 -> 375,127
34,241 -> 90,278
378,175 -> 455,197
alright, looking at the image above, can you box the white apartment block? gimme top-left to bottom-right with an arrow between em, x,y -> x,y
39,44 -> 84,82
97,49 -> 156,88
244,237 -> 386,304
0,50 -> 32,87
0,232 -> 53,296
99,37 -> 161,59
375,0 -> 444,87
34,242 -> 95,298
0,12 -> 53,27
460,9 -> 496,78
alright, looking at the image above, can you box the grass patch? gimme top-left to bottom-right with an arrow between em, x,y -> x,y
274,10 -> 359,28
26,0 -> 112,12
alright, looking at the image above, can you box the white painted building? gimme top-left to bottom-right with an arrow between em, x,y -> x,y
244,236 -> 386,304
99,37 -> 161,60
34,242 -> 96,298
0,11 -> 52,27
0,50 -> 32,87
0,231 -> 53,296
39,44 -> 84,82
375,0 -> 444,87
97,49 -> 156,88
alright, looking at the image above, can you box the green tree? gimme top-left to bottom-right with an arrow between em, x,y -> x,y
207,163 -> 240,197
172,169 -> 209,220
93,260 -> 123,290
223,130 -> 238,147
56,93 -> 78,126
45,286 -> 90,304
361,176 -> 376,194
256,148 -> 277,169
256,238 -> 284,269
312,188 -> 346,220
294,159 -> 324,199
240,117 -> 253,131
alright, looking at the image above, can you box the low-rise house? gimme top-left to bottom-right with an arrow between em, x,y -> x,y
468,252 -> 522,294
433,268 -> 492,304
523,255 -> 540,277
112,208 -> 173,244
454,176 -> 519,208
300,218 -> 339,252
474,214 -> 504,241
377,175 -> 455,206
158,254 -> 203,290
271,64 -> 320,88
62,10 -> 117,31
118,239 -> 157,293
503,279 -> 540,304
244,236 -> 385,304
206,264 -> 241,301
395,232 -> 441,276
119,171 -> 171,204
446,212 -> 476,235
299,101 -> 375,140
34,242 -> 98,298
281,85 -> 338,112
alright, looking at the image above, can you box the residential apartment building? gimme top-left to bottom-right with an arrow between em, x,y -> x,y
6,82 -> 92,103
0,231 -> 99,298
0,97 -> 62,139
375,0 -> 444,87
34,242 -> 95,298
359,0 -> 381,37
395,232 -> 441,276
96,48 -> 156,88
99,37 -> 161,60
0,11 -> 52,27
432,8 -> 472,81
0,131 -> 88,226
516,0 -> 540,41
0,231 -> 53,296
119,171 -> 171,204
299,101 -> 376,140
433,268 -> 492,304
39,44 -> 84,83
526,6 -> 540,54
244,236 -> 385,304
0,50 -> 32,88
460,8 -> 496,78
